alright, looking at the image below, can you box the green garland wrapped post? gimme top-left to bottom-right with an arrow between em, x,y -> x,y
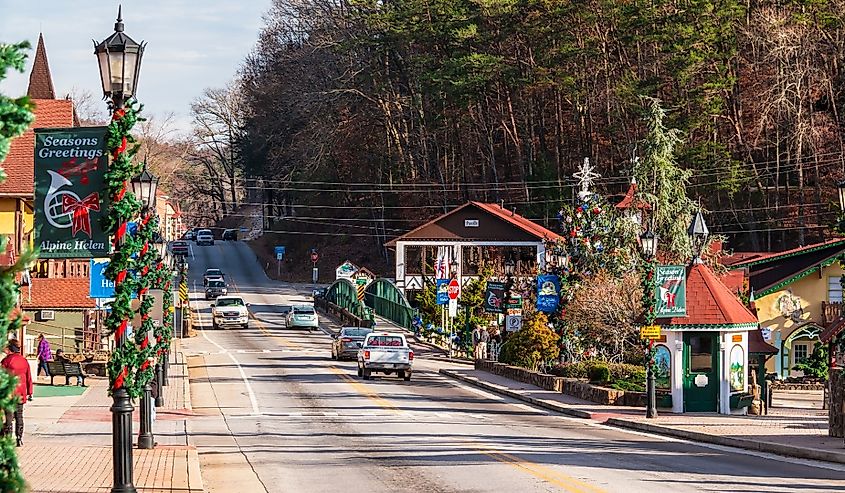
0,41 -> 36,493
102,100 -> 144,397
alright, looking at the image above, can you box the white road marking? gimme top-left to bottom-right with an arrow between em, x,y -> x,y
190,280 -> 261,415
443,375 -> 845,472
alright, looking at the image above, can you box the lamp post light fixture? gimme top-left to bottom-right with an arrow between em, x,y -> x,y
688,210 -> 709,263
94,5 -> 145,110
131,165 -> 159,451
96,7 -> 145,492
639,229 -> 659,419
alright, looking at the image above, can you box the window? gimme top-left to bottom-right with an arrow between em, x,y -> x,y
689,335 -> 713,373
829,277 -> 843,303
793,343 -> 809,364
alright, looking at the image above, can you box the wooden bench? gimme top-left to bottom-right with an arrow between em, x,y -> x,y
45,361 -> 86,386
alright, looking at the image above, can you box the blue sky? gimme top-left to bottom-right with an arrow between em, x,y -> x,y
0,1 -> 270,132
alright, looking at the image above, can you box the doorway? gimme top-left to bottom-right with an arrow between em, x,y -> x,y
683,332 -> 719,412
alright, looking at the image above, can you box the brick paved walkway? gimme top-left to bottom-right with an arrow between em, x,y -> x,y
20,346 -> 204,493
443,368 -> 845,464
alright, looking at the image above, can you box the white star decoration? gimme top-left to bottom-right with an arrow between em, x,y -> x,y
573,157 -> 600,199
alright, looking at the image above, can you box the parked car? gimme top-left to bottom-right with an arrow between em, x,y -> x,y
357,333 -> 413,381
196,229 -> 214,246
285,304 -> 318,330
203,268 -> 225,286
331,327 -> 372,360
205,280 -> 228,300
222,229 -> 238,241
312,287 -> 327,299
211,296 -> 249,329
170,240 -> 189,256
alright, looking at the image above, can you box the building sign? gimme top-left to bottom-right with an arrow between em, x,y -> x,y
464,219 -> 479,227
483,281 -> 505,313
435,279 -> 449,305
640,325 -> 661,340
335,260 -> 358,280
35,127 -> 109,258
655,265 -> 686,317
536,275 -> 560,313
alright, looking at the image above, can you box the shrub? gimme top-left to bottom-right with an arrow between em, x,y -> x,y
499,313 -> 559,371
588,364 -> 610,383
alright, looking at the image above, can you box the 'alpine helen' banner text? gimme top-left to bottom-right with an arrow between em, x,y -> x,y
35,127 -> 109,258
655,265 -> 687,317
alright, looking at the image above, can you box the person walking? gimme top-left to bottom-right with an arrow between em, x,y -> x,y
2,340 -> 33,447
36,334 -> 51,379
472,325 -> 484,360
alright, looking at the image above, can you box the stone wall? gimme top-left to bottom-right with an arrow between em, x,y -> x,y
475,360 -> 656,407
831,368 -> 844,438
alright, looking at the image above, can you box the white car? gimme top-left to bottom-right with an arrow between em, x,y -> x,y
357,333 -> 413,381
285,304 -> 318,330
196,229 -> 214,246
211,296 -> 249,329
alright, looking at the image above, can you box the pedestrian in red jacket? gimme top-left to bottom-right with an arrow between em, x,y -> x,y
1,339 -> 32,447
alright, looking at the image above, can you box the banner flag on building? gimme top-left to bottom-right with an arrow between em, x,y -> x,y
35,127 -> 109,258
483,281 -> 505,313
436,279 -> 449,305
536,275 -> 560,313
655,265 -> 687,317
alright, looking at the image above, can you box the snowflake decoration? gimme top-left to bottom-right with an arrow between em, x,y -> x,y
573,157 -> 600,199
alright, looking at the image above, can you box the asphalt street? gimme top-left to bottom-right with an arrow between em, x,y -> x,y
179,241 -> 845,493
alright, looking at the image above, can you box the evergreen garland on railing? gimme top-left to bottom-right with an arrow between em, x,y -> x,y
102,100 -> 144,398
0,40 -> 37,493
133,213 -> 158,387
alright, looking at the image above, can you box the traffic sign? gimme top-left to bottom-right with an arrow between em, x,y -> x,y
640,325 -> 661,340
447,278 -> 460,300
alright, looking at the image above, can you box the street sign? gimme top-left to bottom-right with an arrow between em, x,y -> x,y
640,325 -> 661,340
447,278 -> 460,300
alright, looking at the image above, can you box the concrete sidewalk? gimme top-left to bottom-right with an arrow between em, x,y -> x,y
19,347 -> 205,493
442,367 -> 845,465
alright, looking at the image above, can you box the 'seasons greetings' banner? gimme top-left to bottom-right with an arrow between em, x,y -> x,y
34,127 -> 109,258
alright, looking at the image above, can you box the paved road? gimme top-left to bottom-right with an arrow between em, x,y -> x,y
180,241 -> 845,493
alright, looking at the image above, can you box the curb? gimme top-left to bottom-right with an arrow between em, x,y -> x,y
439,369 -> 845,466
606,418 -> 845,465
439,369 -> 592,419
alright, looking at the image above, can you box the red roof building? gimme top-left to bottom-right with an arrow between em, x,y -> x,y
21,278 -> 96,309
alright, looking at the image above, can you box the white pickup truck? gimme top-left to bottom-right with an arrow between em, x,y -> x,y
357,332 -> 413,381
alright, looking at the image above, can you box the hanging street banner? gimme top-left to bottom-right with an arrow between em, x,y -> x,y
35,127 -> 109,258
655,265 -> 687,317
436,279 -> 449,305
483,281 -> 506,313
536,274 -> 561,313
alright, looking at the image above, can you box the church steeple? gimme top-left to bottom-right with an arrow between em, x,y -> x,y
27,33 -> 56,99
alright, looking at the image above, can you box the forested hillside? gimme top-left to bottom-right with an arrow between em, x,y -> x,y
176,0 -> 845,255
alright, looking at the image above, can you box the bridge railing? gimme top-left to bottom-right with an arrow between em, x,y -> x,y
364,279 -> 416,330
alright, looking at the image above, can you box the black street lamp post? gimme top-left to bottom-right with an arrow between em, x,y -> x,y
131,165 -> 158,450
95,7 -> 145,493
639,230 -> 658,419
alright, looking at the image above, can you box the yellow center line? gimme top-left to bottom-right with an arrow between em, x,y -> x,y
457,438 -> 606,493
327,366 -> 401,414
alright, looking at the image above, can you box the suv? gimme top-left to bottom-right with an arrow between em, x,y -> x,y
211,296 -> 249,329
222,229 -> 238,241
205,279 -> 228,299
196,229 -> 214,246
170,241 -> 189,256
203,268 -> 225,286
